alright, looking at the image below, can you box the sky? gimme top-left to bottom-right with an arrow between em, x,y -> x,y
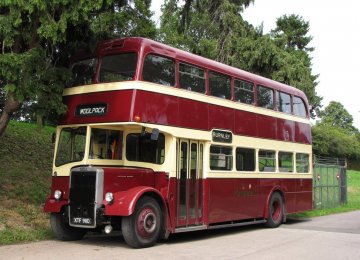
151,1 -> 360,129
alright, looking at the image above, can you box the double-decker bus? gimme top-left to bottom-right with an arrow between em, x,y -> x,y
44,37 -> 312,248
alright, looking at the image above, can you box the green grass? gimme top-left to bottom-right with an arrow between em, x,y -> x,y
0,121 -> 55,245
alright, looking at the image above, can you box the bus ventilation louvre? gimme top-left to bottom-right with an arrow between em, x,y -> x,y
69,167 -> 104,228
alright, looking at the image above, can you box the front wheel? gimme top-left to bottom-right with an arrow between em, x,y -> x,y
121,196 -> 162,248
50,212 -> 87,241
265,192 -> 284,228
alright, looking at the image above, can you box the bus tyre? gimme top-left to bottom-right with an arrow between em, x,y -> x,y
122,196 -> 162,248
265,192 -> 284,228
50,212 -> 86,241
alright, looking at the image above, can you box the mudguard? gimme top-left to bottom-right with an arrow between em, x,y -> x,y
104,186 -> 167,216
44,197 -> 68,213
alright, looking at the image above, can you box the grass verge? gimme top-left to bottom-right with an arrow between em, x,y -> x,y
290,170 -> 360,218
0,121 -> 54,244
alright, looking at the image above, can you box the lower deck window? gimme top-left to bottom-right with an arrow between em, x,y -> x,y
236,147 -> 255,171
259,150 -> 276,172
278,152 -> 293,172
296,153 -> 309,173
210,145 -> 233,170
89,129 -> 123,160
126,133 -> 165,164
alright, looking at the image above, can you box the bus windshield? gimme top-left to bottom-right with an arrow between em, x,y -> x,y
99,53 -> 137,83
69,58 -> 97,87
55,127 -> 87,166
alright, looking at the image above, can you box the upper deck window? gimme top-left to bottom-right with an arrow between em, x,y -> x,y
142,54 -> 175,86
179,63 -> 205,93
293,96 -> 307,117
209,71 -> 231,99
257,85 -> 274,110
276,91 -> 291,114
69,58 -> 96,87
234,79 -> 254,104
100,53 -> 137,83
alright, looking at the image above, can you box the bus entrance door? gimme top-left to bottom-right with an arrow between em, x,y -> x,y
176,140 -> 204,227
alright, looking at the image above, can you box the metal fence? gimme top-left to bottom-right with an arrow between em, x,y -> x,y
313,155 -> 347,209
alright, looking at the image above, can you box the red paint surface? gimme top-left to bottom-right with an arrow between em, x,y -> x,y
43,176 -> 69,213
207,178 -> 312,224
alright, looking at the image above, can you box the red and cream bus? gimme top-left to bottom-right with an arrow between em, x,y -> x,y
44,37 -> 312,248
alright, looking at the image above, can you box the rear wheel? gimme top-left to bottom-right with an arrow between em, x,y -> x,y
50,212 -> 87,241
121,196 -> 162,248
265,192 -> 284,228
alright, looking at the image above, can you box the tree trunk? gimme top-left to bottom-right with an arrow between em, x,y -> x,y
0,93 -> 22,137
36,114 -> 44,131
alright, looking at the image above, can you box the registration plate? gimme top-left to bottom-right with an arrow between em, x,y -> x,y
71,217 -> 93,225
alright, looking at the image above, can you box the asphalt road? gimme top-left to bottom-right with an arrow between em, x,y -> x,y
1,210 -> 360,260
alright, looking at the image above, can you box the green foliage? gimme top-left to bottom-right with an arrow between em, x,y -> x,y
0,0 -> 156,132
318,101 -> 357,133
312,124 -> 360,159
312,101 -> 360,160
159,2 -> 321,116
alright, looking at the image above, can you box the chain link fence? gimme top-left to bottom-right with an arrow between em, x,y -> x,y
313,155 -> 347,209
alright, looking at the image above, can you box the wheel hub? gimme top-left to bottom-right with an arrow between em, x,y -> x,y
137,208 -> 157,238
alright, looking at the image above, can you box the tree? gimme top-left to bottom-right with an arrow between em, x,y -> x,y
159,0 -> 254,58
318,101 -> 357,133
312,102 -> 360,159
312,124 -> 360,159
270,14 -> 321,117
159,3 -> 321,116
0,0 -> 156,136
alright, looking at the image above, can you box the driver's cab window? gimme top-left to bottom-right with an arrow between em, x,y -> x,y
89,128 -> 123,160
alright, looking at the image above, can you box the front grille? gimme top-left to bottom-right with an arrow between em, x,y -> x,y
68,167 -> 103,228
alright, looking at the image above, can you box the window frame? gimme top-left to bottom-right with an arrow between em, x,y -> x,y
293,96 -> 308,118
258,149 -> 276,172
99,52 -> 137,83
125,132 -> 166,165
276,91 -> 292,114
209,145 -> 233,171
278,151 -> 294,173
236,147 -> 256,172
208,70 -> 232,100
141,53 -> 176,87
234,79 -> 255,105
178,62 -> 206,93
296,153 -> 310,173
257,85 -> 274,110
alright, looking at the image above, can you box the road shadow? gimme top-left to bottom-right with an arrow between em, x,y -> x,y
68,218 -> 315,248
66,223 -> 266,248
284,217 -> 313,225
164,224 -> 264,245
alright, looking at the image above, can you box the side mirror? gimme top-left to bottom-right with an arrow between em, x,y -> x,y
151,128 -> 159,141
52,132 -> 56,144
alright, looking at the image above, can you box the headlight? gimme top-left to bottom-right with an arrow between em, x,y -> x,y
54,190 -> 62,200
105,192 -> 114,204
